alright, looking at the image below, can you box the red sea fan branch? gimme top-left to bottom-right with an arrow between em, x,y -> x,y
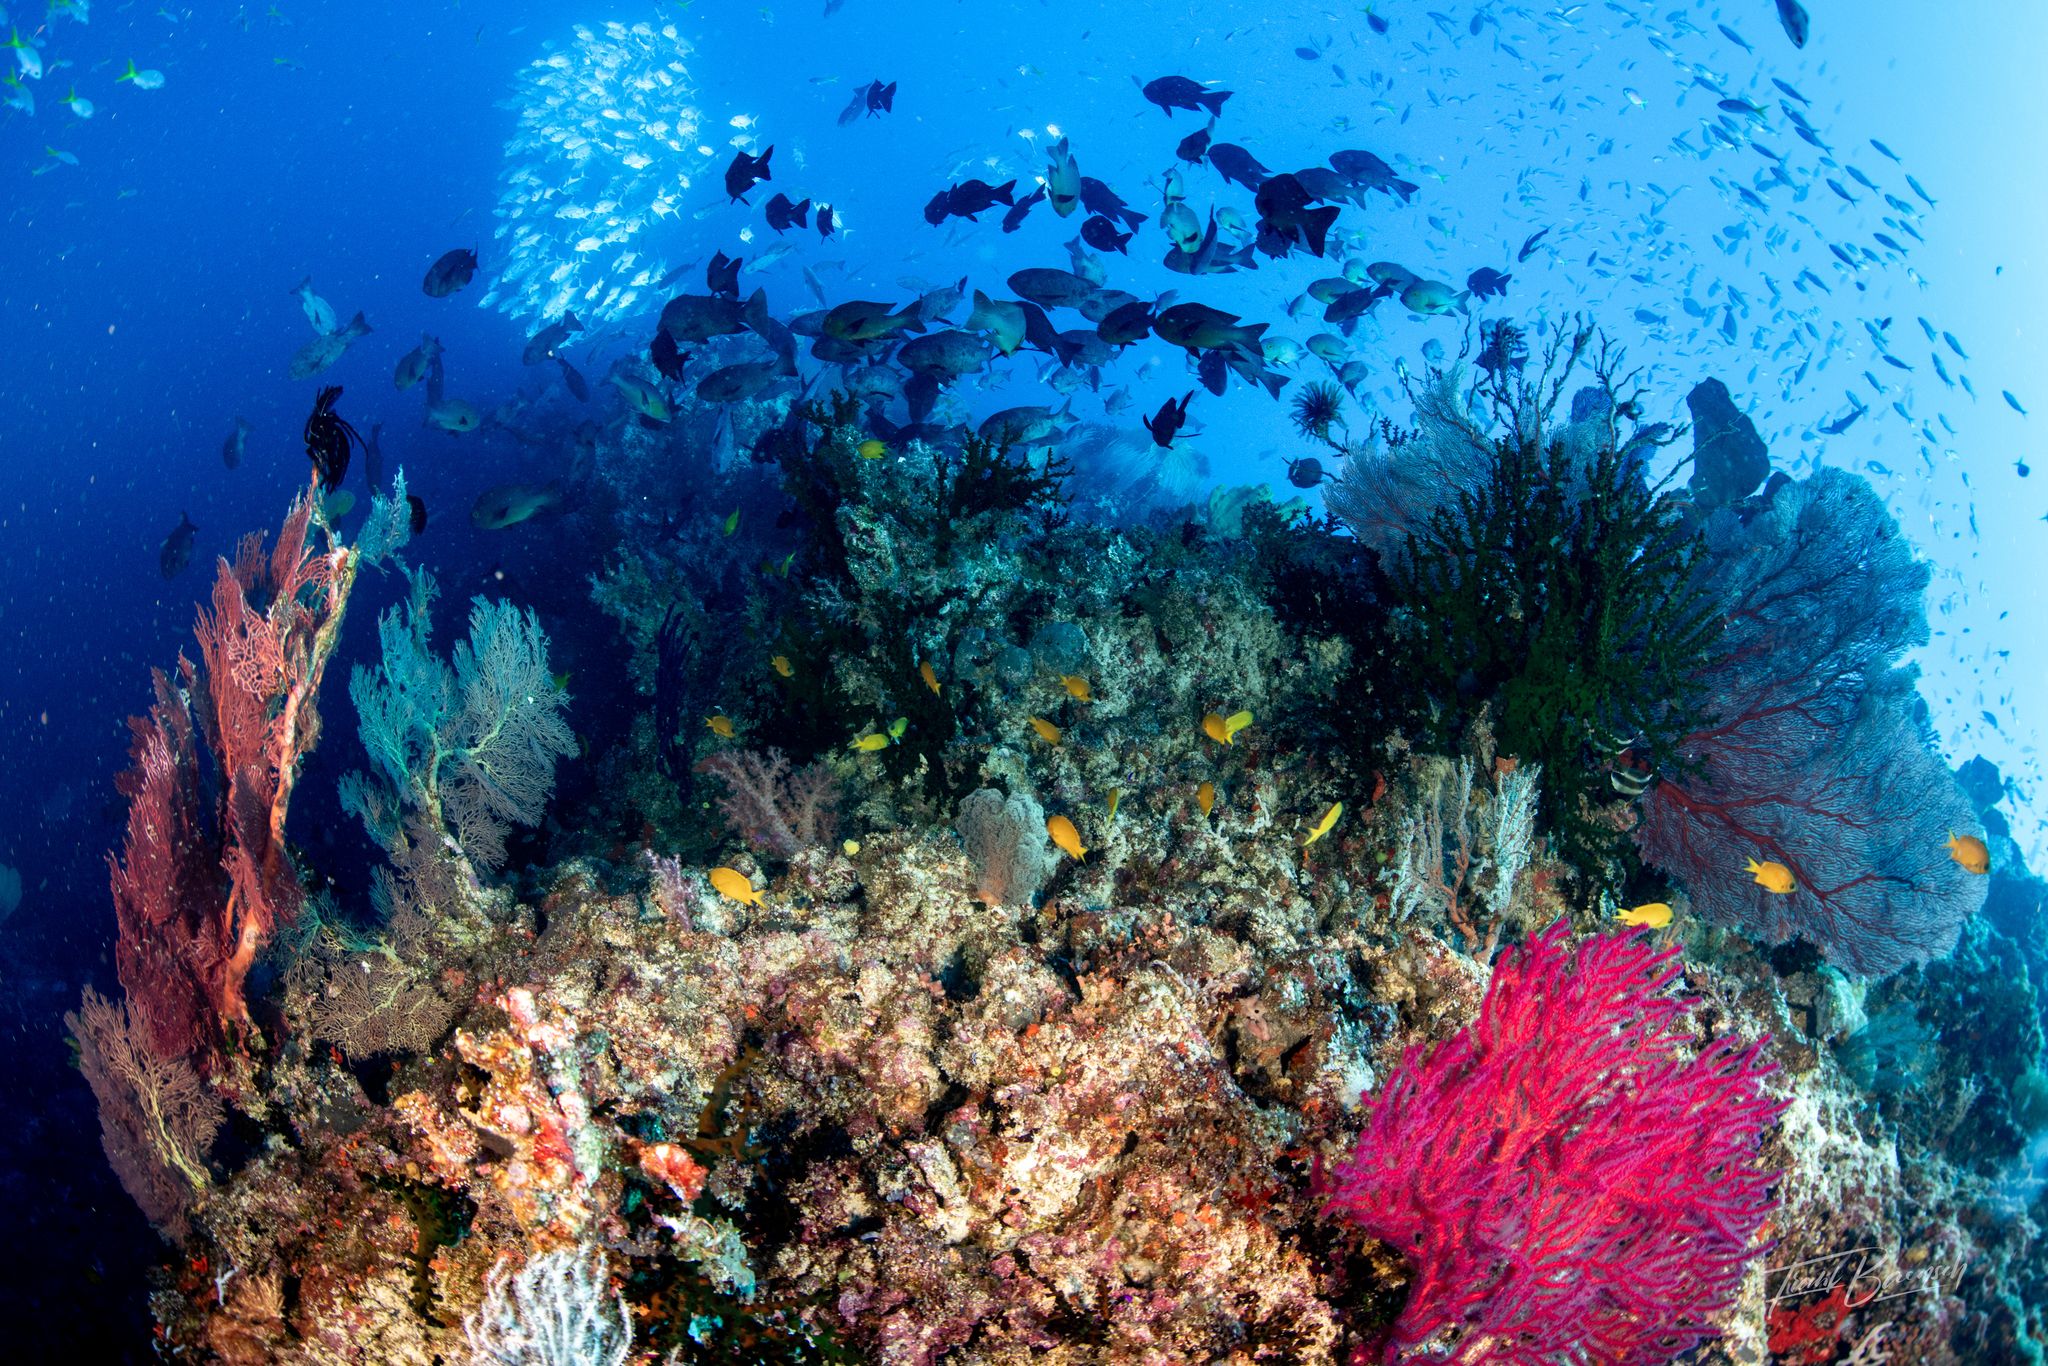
1323,923 -> 1785,1366
106,483 -> 356,1062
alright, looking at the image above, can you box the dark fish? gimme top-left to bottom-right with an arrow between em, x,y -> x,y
1078,177 -> 1147,230
1163,210 -> 1257,276
1002,184 -> 1047,233
1207,142 -> 1271,191
764,193 -> 812,232
707,250 -> 742,299
1081,214 -> 1133,254
158,512 -> 198,579
1141,391 -> 1194,447
1516,227 -> 1550,262
1819,404 -> 1865,435
1008,267 -> 1098,310
1290,166 -> 1364,207
1253,173 -> 1340,258
1294,45 -> 1321,60
817,204 -> 836,239
924,178 -> 1017,224
1366,9 -> 1389,34
897,329 -> 991,382
1323,286 -> 1384,330
659,289 -> 767,345
651,328 -> 688,381
522,311 -> 584,365
1096,298 -> 1156,348
1466,267 -> 1511,299
821,298 -> 926,341
406,494 -> 427,536
1140,76 -> 1230,117
1176,119 -> 1216,164
557,355 -> 590,402
724,145 -> 773,203
864,78 -> 897,116
1329,148 -> 1418,202
221,416 -> 248,470
421,247 -> 479,298
1154,301 -> 1265,353
1774,0 -> 1809,48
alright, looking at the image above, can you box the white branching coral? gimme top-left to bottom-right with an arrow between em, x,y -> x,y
1385,756 -> 1544,957
464,1245 -> 632,1366
485,20 -> 712,326
956,786 -> 1058,907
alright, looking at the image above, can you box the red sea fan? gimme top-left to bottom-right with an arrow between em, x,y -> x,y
1323,922 -> 1785,1365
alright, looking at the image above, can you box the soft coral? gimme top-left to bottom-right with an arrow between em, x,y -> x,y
1323,922 -> 1786,1364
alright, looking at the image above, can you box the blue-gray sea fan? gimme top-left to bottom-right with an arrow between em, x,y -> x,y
1637,468 -> 1986,977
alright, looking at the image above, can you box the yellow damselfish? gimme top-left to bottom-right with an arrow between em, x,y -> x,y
1201,709 -> 1254,745
850,732 -> 891,752
1946,831 -> 1990,875
1616,902 -> 1673,929
1197,780 -> 1216,818
1047,814 -> 1087,860
1303,801 -> 1342,847
920,660 -> 942,695
705,714 -> 735,739
1745,857 -> 1796,895
888,716 -> 909,740
1105,787 -> 1122,823
1059,674 -> 1092,701
1029,716 -> 1062,745
708,866 -> 762,906
771,654 -> 794,678
858,438 -> 888,459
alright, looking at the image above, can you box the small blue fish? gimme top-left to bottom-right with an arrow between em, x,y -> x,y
1870,138 -> 1901,162
2005,391 -> 2028,416
1943,331 -> 1969,360
1717,22 -> 1751,51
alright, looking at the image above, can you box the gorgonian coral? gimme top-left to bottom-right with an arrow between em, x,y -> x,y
1323,922 -> 1784,1364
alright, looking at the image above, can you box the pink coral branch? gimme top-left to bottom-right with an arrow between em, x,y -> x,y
695,748 -> 839,858
1323,923 -> 1785,1366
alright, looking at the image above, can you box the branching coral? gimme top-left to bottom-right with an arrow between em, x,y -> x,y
465,1245 -> 633,1366
342,566 -> 576,871
696,747 -> 840,858
1384,754 -> 1543,957
1322,922 -> 1785,1365
65,987 -> 224,1242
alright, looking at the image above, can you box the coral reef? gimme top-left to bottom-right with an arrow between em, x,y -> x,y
73,348 -> 2048,1364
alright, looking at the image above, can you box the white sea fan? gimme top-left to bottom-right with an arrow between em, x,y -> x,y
485,20 -> 712,326
464,1245 -> 632,1366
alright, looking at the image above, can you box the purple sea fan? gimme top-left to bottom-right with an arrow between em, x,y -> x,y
696,747 -> 839,858
1322,922 -> 1785,1365
1637,468 -> 1986,976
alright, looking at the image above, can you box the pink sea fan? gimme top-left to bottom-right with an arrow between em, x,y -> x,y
696,748 -> 839,858
1323,922 -> 1785,1365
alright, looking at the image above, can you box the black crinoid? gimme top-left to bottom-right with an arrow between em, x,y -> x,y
1290,380 -> 1347,445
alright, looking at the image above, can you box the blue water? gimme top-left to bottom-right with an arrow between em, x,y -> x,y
1,0 -> 2042,1353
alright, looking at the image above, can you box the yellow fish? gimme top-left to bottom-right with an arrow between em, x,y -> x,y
1946,831 -> 1990,875
771,654 -> 794,678
1201,709 -> 1254,745
1105,787 -> 1122,823
1197,780 -> 1216,818
707,866 -> 762,906
1059,674 -> 1092,701
1046,814 -> 1086,860
850,732 -> 890,752
887,716 -> 909,740
722,507 -> 741,536
920,660 -> 942,695
858,438 -> 888,459
705,714 -> 735,739
1616,902 -> 1673,929
1745,857 -> 1796,895
841,839 -> 862,857
1029,716 -> 1062,745
1303,801 -> 1343,847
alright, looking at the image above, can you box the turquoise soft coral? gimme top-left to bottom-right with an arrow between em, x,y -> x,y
1323,922 -> 1786,1364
